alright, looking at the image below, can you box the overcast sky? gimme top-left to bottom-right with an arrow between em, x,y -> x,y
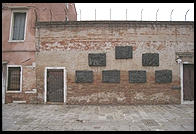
75,3 -> 194,21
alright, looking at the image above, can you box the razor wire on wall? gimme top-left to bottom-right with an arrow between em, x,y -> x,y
76,8 -> 193,21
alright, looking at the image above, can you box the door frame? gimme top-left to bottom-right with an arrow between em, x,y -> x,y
44,67 -> 67,104
180,62 -> 194,104
2,61 -> 8,104
2,67 -> 4,104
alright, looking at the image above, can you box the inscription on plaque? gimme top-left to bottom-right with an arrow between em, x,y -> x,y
155,70 -> 172,83
88,53 -> 106,66
102,70 -> 120,83
129,70 -> 146,83
115,46 -> 133,59
142,53 -> 159,66
75,70 -> 93,83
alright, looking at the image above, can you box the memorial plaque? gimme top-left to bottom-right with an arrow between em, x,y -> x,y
155,70 -> 172,83
142,53 -> 159,66
75,70 -> 93,83
102,70 -> 120,83
115,46 -> 133,59
88,53 -> 106,66
129,70 -> 146,83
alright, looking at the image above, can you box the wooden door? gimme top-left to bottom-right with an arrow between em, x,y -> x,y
47,69 -> 64,102
183,64 -> 194,101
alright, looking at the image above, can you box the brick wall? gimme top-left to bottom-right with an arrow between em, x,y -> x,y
35,21 -> 194,104
5,66 -> 38,104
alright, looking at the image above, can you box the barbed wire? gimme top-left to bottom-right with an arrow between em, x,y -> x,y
77,8 -> 193,21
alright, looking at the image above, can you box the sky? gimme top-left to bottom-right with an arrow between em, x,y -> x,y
75,3 -> 194,21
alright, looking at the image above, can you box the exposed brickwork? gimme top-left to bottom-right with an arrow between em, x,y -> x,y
66,72 -> 180,105
5,93 -> 38,104
34,21 -> 193,105
5,66 -> 38,104
22,67 -> 36,91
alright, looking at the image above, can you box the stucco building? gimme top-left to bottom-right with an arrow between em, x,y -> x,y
2,3 -> 77,104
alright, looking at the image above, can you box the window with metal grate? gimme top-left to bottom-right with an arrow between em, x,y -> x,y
8,67 -> 21,91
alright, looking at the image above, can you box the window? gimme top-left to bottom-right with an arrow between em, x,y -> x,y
7,66 -> 22,92
9,10 -> 27,41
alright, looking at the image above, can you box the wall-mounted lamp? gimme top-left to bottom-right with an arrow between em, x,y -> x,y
175,58 -> 182,64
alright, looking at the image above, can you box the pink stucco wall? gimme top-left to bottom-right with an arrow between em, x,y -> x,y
2,3 -> 77,103
2,3 -> 77,64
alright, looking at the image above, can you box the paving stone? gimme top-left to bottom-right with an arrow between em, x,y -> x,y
129,125 -> 141,131
2,104 -> 194,131
106,115 -> 114,120
141,119 -> 160,127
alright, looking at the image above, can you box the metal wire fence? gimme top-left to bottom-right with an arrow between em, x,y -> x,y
76,8 -> 193,21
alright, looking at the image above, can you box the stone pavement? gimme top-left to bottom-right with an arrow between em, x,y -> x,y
2,104 -> 194,131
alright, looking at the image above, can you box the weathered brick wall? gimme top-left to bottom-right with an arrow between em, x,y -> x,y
5,66 -> 38,104
35,21 -> 194,104
3,51 -> 38,104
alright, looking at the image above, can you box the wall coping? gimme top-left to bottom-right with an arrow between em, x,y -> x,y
35,21 -> 194,28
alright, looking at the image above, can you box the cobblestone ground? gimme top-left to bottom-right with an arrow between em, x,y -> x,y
2,104 -> 194,131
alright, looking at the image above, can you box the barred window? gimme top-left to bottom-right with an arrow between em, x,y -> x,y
7,67 -> 21,91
